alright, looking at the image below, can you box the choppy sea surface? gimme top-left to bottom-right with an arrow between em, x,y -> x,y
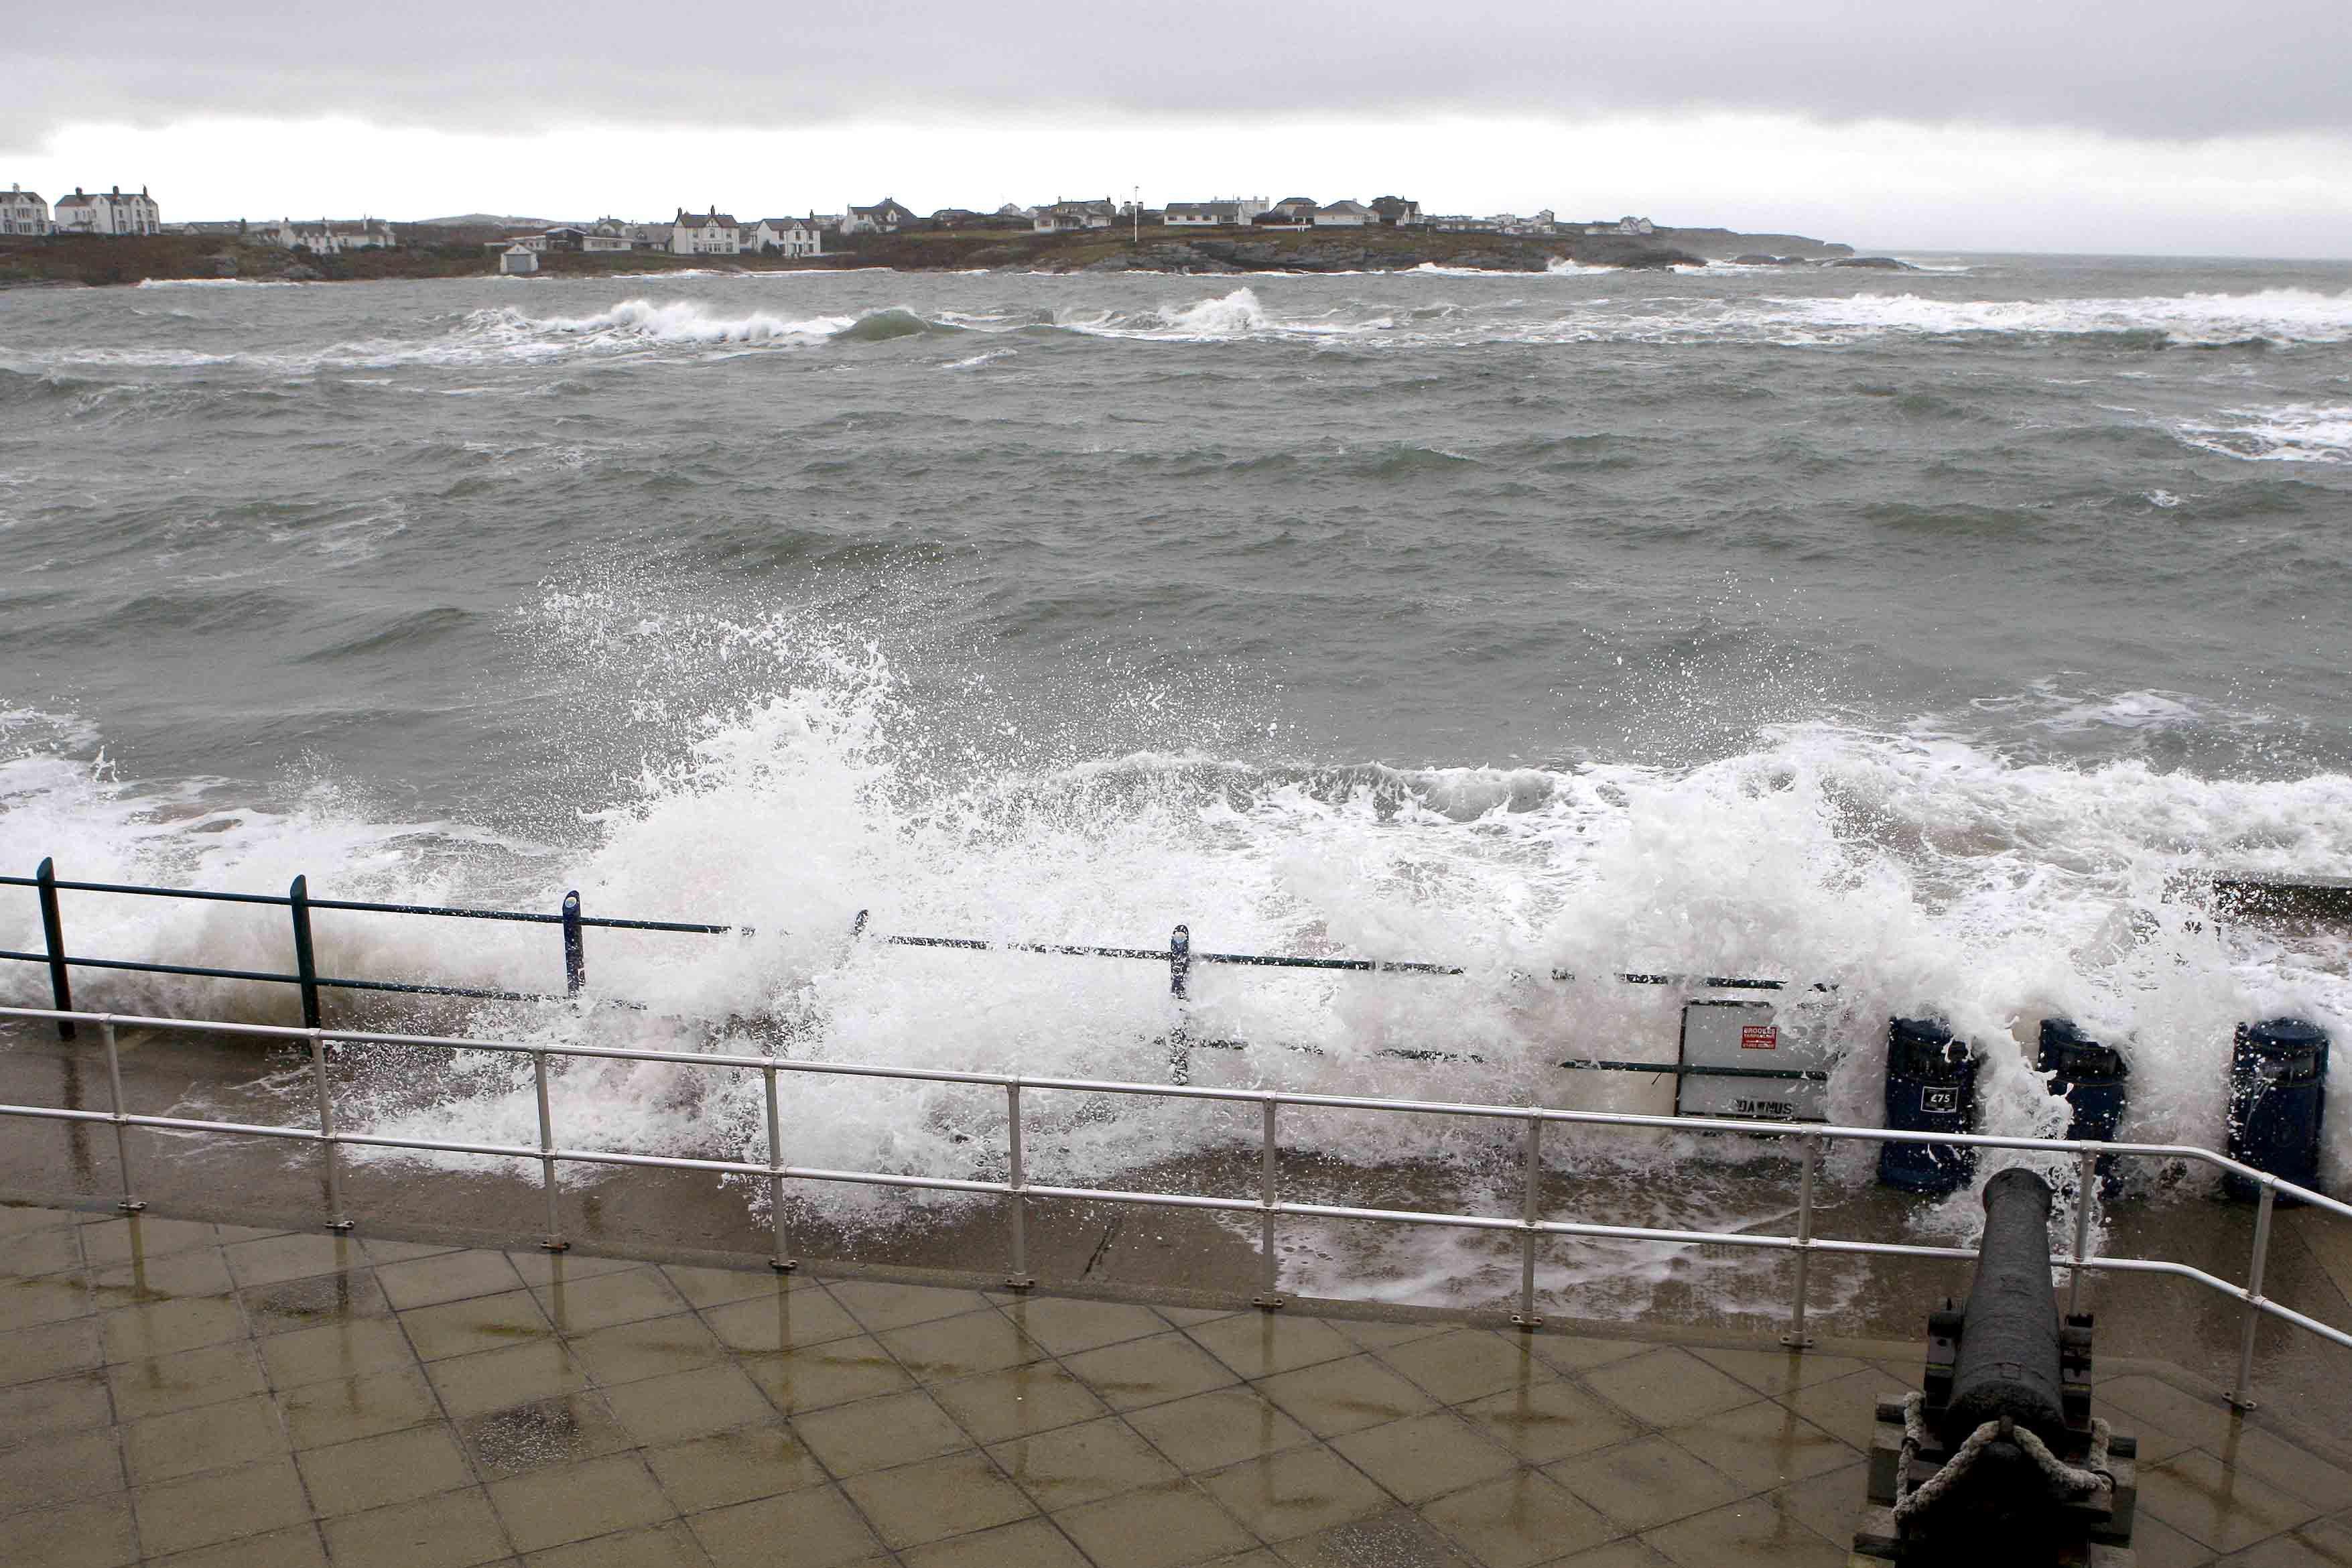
3,252 -> 2351,1268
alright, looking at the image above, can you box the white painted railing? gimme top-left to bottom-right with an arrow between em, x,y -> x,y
2,1002 -> 2345,1411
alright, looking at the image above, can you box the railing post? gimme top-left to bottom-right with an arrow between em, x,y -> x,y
36,858 -> 74,1041
1254,1097 -> 1285,1308
763,1057 -> 793,1271
100,1021 -> 143,1212
1782,1134 -> 1819,1347
1512,1114 -> 1543,1328
561,891 -> 586,994
2229,1181 -> 2276,1410
1004,1082 -> 1034,1289
1167,924 -> 1192,1087
289,876 -> 322,1030
533,1046 -> 566,1251
2065,1147 -> 2097,1316
310,1030 -> 352,1231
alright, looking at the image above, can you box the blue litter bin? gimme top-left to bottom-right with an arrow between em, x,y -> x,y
2039,1019 -> 2130,1194
1880,1017 -> 1978,1195
2225,1019 -> 2329,1203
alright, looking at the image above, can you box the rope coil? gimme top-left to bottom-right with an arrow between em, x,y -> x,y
1892,1392 -> 2113,1524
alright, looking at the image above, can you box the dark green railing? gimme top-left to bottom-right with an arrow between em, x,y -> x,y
1,859 -> 1827,1086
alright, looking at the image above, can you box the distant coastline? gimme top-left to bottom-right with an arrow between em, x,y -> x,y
0,224 -> 1868,290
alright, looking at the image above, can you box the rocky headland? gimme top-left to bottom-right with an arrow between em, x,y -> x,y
1,223 -> 1877,289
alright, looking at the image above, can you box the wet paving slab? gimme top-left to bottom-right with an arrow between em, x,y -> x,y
7,1014 -> 2352,1562
3,1193 -> 2352,1567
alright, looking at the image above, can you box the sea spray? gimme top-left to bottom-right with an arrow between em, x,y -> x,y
7,257 -> 2352,1315
11,612 -> 2347,1208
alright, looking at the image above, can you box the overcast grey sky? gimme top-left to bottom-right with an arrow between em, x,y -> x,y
12,2 -> 2352,253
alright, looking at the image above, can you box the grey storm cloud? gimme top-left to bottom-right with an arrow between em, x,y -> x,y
11,0 -> 2350,147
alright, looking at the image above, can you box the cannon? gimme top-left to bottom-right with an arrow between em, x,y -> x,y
1854,1169 -> 2140,1565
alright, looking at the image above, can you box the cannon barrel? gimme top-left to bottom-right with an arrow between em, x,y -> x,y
1945,1168 -> 2065,1444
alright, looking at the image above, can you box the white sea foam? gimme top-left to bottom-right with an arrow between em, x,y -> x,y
1138,287 -> 1269,338
1763,288 -> 2352,346
7,612 -> 2349,1214
511,298 -> 860,344
8,606 -> 2351,1317
26,285 -> 2352,383
2172,403 -> 2352,463
1038,284 -> 2352,352
132,277 -> 305,289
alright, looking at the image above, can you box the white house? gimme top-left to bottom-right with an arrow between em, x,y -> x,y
2,186 -> 51,236
841,198 -> 917,235
580,219 -> 635,253
671,208 -> 741,255
1033,198 -> 1116,233
1165,198 -> 1267,228
746,218 -> 824,257
499,244 -> 538,275
266,218 -> 396,253
1313,200 -> 1373,227
52,186 -> 161,237
1490,210 -> 1557,236
1589,216 -> 1656,236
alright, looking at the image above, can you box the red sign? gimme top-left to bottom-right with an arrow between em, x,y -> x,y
1740,1025 -> 1778,1051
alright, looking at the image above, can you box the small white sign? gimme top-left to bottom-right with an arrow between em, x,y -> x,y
1677,999 -> 1829,1122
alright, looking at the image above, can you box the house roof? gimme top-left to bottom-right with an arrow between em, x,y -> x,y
1319,201 -> 1372,214
754,218 -> 813,228
5,189 -> 43,202
679,211 -> 738,228
1275,196 -> 1316,207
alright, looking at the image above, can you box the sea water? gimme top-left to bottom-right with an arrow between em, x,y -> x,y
3,253 -> 2350,1291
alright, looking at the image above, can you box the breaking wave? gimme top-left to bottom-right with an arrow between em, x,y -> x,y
2172,403 -> 2352,463
7,604 -> 2349,1217
17,285 -> 2352,386
1035,284 -> 2352,350
132,277 -> 308,289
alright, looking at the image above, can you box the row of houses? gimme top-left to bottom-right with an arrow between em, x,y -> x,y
495,200 -> 1652,251
3,185 -> 161,237
1420,212 -> 1655,237
1023,195 -> 1417,232
0,192 -> 413,255
493,210 -> 830,261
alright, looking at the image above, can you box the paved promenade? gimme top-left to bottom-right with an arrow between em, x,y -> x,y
5,1199 -> 2350,1568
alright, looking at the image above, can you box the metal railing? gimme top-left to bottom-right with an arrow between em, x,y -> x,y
2,1001 -> 2345,1413
3,860 -> 1831,1090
